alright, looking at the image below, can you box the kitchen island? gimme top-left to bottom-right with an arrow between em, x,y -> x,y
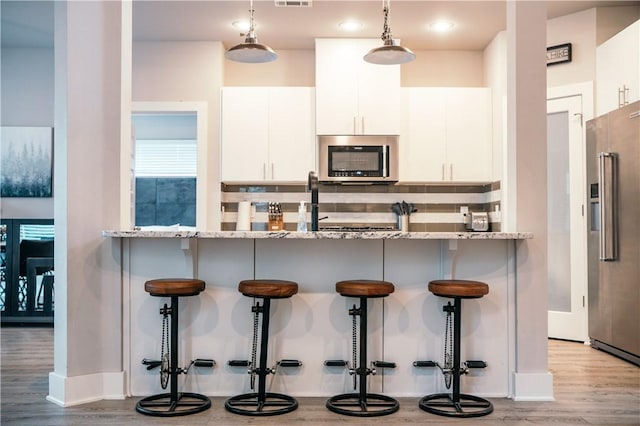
103,230 -> 536,400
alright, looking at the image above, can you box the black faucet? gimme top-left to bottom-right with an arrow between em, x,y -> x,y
308,171 -> 319,231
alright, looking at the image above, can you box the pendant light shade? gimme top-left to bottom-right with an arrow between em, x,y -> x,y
225,40 -> 277,63
364,0 -> 415,65
225,1 -> 277,63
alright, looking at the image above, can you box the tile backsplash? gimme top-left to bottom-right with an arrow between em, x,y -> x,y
221,182 -> 501,232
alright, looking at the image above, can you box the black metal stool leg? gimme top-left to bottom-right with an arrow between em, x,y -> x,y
326,296 -> 399,417
225,297 -> 298,416
419,297 -> 493,418
136,296 -> 211,417
170,295 -> 179,406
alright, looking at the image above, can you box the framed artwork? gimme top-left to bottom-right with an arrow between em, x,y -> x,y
1,127 -> 53,198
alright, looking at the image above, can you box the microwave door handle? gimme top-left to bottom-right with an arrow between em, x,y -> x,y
382,145 -> 388,177
598,152 -> 618,260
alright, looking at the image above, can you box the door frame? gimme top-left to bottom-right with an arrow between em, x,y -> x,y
127,102 -> 209,230
546,82 -> 594,343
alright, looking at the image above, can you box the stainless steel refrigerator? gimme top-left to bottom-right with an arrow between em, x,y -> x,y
586,101 -> 639,365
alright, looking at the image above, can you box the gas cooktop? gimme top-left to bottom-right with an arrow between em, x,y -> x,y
319,225 -> 397,232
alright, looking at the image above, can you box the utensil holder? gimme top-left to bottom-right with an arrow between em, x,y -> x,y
268,214 -> 284,231
400,216 -> 409,232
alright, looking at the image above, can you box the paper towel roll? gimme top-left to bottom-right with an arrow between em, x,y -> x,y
236,201 -> 252,231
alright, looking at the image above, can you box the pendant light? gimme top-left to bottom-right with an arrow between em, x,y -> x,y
225,0 -> 277,63
364,0 -> 415,65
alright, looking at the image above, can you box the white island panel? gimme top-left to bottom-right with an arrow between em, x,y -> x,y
122,236 -> 517,398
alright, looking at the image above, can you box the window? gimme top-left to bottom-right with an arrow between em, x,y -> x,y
132,113 -> 197,227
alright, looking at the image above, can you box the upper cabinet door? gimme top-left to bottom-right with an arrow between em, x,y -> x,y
221,87 -> 270,181
400,88 -> 447,181
445,88 -> 492,182
221,87 -> 315,182
400,87 -> 492,183
315,39 -> 401,135
596,21 -> 640,116
269,87 -> 316,181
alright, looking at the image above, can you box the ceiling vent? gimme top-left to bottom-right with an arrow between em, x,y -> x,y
275,0 -> 312,7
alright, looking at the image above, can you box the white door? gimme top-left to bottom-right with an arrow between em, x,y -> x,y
547,95 -> 587,342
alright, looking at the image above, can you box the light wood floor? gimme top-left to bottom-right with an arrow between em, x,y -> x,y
1,327 -> 639,425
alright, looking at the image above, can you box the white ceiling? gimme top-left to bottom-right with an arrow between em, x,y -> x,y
2,1 -> 639,50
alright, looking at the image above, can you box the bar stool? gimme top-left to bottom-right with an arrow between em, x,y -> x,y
225,279 -> 300,416
418,279 -> 493,418
326,279 -> 399,417
136,278 -> 212,417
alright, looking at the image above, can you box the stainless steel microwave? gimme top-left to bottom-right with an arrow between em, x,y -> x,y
318,135 -> 399,183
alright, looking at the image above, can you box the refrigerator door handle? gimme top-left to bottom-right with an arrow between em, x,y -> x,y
598,152 -> 618,261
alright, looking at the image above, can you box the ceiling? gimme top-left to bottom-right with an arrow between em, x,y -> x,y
2,1 -> 639,51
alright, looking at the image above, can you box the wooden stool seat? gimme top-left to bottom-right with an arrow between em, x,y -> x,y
336,280 -> 395,298
428,279 -> 488,299
239,279 -> 298,299
145,278 -> 205,297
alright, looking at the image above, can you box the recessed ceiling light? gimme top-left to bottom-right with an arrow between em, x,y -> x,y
339,21 -> 363,31
232,20 -> 251,32
430,21 -> 455,32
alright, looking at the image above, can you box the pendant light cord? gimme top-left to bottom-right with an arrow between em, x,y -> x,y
248,0 -> 256,37
381,0 -> 392,42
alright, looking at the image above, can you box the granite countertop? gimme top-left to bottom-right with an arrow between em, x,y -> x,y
102,229 -> 533,240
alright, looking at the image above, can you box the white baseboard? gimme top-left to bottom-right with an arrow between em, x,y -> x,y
512,372 -> 554,401
47,371 -> 126,407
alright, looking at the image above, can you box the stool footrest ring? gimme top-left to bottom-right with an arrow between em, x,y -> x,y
225,392 -> 298,416
326,393 -> 400,417
135,392 -> 211,417
419,393 -> 493,418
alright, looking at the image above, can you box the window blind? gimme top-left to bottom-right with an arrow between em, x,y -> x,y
134,139 -> 197,177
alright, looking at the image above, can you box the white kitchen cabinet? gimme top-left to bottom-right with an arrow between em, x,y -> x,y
315,39 -> 401,135
400,87 -> 492,182
221,87 -> 315,182
596,20 -> 639,116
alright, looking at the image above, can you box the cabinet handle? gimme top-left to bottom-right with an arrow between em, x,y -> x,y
618,86 -> 626,108
361,116 -> 365,134
353,116 -> 357,134
263,163 -> 266,180
450,164 -> 453,180
624,85 -> 629,106
618,84 -> 629,108
441,163 -> 445,181
271,163 -> 275,180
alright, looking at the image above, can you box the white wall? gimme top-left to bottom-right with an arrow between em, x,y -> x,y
546,6 -> 640,89
402,50 -> 485,87
595,5 -> 640,44
547,9 -> 597,88
133,41 -> 224,230
222,48 -> 485,87
48,0 -> 124,406
483,31 -> 507,183
224,49 -> 315,86
1,47 -> 55,218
